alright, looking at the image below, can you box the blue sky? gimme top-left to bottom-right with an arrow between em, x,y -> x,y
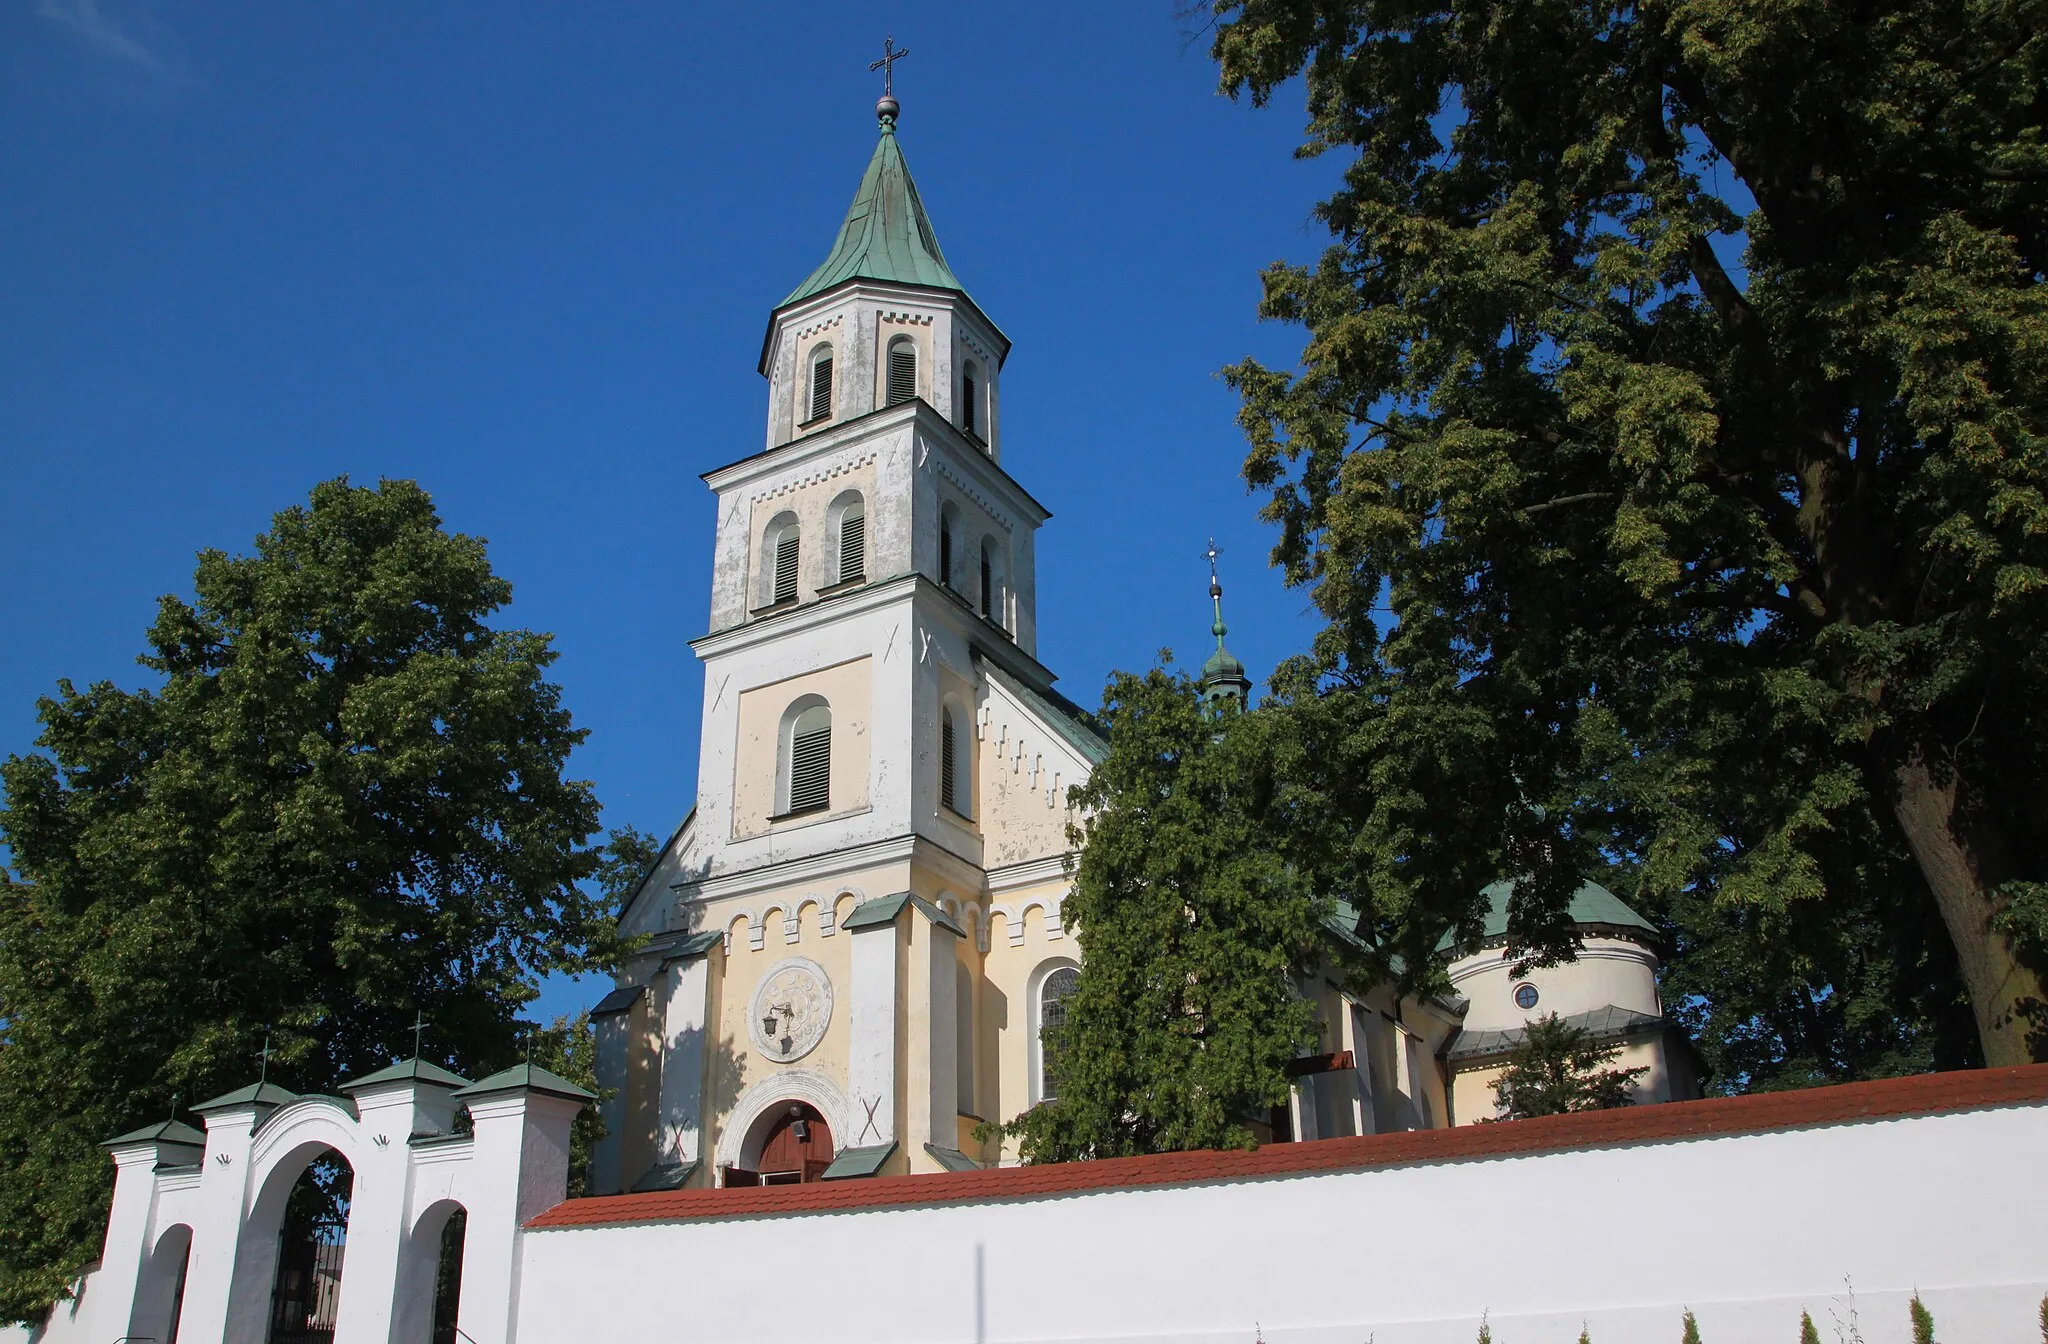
2,2 -> 1342,1021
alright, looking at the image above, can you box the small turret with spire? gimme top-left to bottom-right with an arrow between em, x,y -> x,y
1200,540 -> 1252,716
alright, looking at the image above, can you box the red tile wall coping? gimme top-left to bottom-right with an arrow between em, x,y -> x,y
527,1063 -> 2048,1231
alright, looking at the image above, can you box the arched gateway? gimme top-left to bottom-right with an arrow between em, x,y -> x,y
57,1059 -> 589,1344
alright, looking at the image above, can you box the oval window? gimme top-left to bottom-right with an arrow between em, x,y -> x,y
1513,983 -> 1540,1010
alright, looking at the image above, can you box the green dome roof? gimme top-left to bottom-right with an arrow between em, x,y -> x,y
780,120 -> 968,310
1437,877 -> 1657,954
1201,642 -> 1246,681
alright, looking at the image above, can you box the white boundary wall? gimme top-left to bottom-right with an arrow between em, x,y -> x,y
515,1102 -> 2048,1344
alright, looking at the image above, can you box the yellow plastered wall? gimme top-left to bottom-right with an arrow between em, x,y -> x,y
977,716 -> 1077,869
746,463 -> 880,607
1449,1033 -> 1674,1126
731,657 -> 872,839
699,891 -> 858,1169
980,879 -> 1078,1163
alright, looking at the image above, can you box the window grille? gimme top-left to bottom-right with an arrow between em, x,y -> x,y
838,506 -> 865,583
962,367 -> 978,434
774,532 -> 799,605
788,708 -> 831,814
1039,967 -> 1079,1102
810,354 -> 833,422
940,713 -> 958,812
887,342 -> 917,406
979,543 -> 993,619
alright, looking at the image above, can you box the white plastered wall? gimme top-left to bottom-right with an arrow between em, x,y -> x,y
511,1101 -> 2048,1344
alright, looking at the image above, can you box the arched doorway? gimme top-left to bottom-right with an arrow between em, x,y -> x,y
723,1102 -> 833,1185
429,1208 -> 466,1344
266,1151 -> 352,1344
132,1223 -> 193,1344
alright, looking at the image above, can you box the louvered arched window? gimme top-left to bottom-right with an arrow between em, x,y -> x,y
760,514 -> 801,610
961,360 -> 980,436
978,541 -> 993,619
886,336 -> 917,407
808,345 -> 834,424
939,704 -> 968,817
781,702 -> 832,817
828,491 -> 866,587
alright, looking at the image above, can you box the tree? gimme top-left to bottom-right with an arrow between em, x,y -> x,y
1487,1013 -> 1648,1118
0,477 -> 617,1322
1206,0 -> 2048,1065
999,666 -> 1332,1160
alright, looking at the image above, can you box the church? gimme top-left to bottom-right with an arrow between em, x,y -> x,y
21,82 -> 2045,1344
584,84 -> 1699,1195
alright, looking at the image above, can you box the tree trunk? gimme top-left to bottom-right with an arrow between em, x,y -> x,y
1891,748 -> 2046,1065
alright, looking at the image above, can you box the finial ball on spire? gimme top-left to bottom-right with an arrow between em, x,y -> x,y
870,35 -> 909,128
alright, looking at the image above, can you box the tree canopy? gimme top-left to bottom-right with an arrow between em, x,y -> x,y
0,477 -> 621,1321
1205,0 -> 2048,1070
1001,666 -> 1330,1160
1485,1013 -> 1648,1119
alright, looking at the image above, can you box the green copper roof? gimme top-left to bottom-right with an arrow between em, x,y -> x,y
820,1141 -> 896,1180
780,121 -> 966,309
340,1057 -> 472,1093
103,1119 -> 206,1149
192,1081 -> 299,1114
453,1062 -> 595,1103
1437,878 -> 1658,954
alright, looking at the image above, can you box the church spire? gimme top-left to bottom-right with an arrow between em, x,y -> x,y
1199,540 -> 1252,716
778,61 -> 971,312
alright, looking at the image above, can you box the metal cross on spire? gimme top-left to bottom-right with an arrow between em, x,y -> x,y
411,1010 -> 427,1059
1204,538 -> 1224,597
255,1032 -> 273,1086
869,35 -> 911,98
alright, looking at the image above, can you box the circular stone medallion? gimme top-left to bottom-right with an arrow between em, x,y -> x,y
749,957 -> 834,1063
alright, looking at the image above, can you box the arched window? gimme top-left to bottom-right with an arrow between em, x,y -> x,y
939,703 -> 969,818
955,961 -> 975,1116
829,492 -> 865,585
1035,965 -> 1079,1103
780,701 -> 832,817
961,360 -> 980,436
938,503 -> 957,590
807,344 -> 834,424
886,335 -> 918,407
979,541 -> 993,619
761,513 -> 801,609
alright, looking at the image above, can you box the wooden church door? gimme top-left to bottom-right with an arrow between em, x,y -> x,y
727,1103 -> 833,1185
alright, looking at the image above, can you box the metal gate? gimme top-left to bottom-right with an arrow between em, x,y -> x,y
266,1217 -> 345,1344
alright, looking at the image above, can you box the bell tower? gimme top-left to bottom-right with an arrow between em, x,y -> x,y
599,73 -> 1109,1196
688,86 -> 1045,878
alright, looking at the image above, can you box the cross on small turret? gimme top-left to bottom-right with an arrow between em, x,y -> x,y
411,1010 -> 427,1059
1205,538 -> 1224,597
869,35 -> 911,98
254,1032 -> 273,1086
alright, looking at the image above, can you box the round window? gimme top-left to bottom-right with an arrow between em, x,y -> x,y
1513,983 -> 1540,1010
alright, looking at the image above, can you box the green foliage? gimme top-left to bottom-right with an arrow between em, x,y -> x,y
998,666 -> 1333,1160
1477,1312 -> 1492,1344
1579,1326 -> 1592,1344
1800,1309 -> 1822,1344
1204,0 -> 2048,1069
594,823 -> 665,912
0,478 -> 615,1322
1683,1309 -> 1703,1344
1910,1294 -> 1937,1344
1488,1013 -> 1649,1118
